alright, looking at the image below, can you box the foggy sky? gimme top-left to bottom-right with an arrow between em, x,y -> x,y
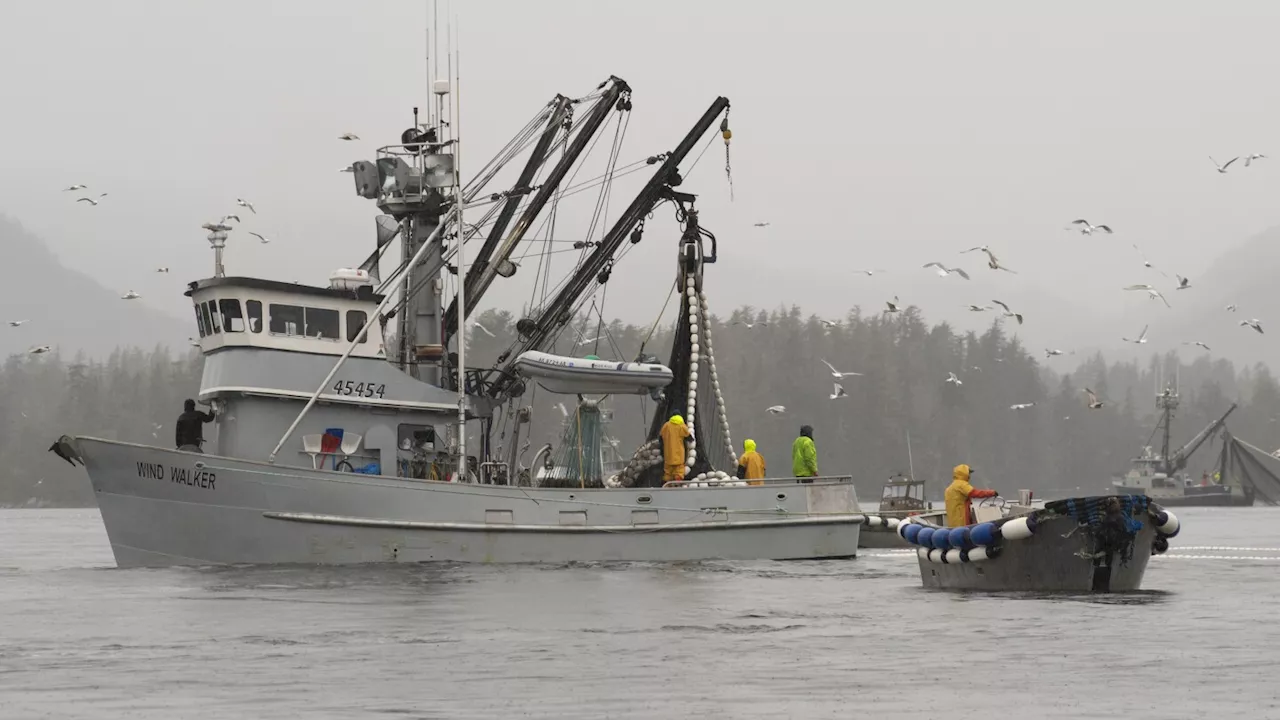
3,1 -> 1279,364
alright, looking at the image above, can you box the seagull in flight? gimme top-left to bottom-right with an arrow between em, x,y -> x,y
1122,325 -> 1149,344
1045,348 -> 1065,358
851,269 -> 884,277
766,405 -> 786,415
966,246 -> 1014,273
221,214 -> 242,224
8,320 -> 29,327
923,262 -> 970,279
1084,388 -> 1104,409
945,372 -> 962,386
339,133 -> 360,141
1123,284 -> 1172,308
28,345 -> 51,355
203,221 -> 233,233
1210,156 -> 1239,174
752,222 -> 771,228
76,193 -> 108,206
573,334 -> 599,347
819,319 -> 840,330
821,359 -> 862,379
991,300 -> 1023,325
156,267 -> 169,273
731,320 -> 766,329
1071,219 -> 1113,235
966,304 -> 991,312
556,402 -> 569,417
829,383 -> 849,400
1175,274 -> 1191,290
885,296 -> 902,313
1240,318 -> 1264,334
248,232 -> 271,244
188,337 -> 201,347
340,165 -> 355,173
1225,304 -> 1239,312
236,198 -> 257,214
1245,153 -> 1267,167
472,321 -> 496,338
1010,402 -> 1035,411
120,290 -> 142,300
1184,341 -> 1211,351
63,184 -> 87,192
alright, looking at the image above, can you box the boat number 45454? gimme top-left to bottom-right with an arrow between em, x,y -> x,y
332,380 -> 386,399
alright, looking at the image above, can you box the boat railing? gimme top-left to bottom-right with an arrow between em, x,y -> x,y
662,474 -> 854,488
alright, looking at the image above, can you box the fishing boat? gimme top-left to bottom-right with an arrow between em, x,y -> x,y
857,473 -> 945,549
1111,383 -> 1251,507
56,67 -> 863,566
897,494 -> 1181,592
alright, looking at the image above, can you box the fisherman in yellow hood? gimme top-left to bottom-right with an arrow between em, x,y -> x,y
944,464 -> 998,527
660,414 -> 691,483
737,439 -> 766,484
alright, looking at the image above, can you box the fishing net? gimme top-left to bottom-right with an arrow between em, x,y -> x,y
1217,431 -> 1280,505
538,401 -> 607,488
614,254 -> 736,488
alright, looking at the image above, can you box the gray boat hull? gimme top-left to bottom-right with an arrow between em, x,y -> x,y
75,437 -> 862,567
915,512 -> 1158,592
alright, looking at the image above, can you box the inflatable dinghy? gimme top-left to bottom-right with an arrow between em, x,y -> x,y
514,351 -> 673,395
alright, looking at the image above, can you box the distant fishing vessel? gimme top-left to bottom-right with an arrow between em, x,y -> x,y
58,67 -> 862,566
898,493 -> 1180,592
1111,382 -> 1250,507
857,473 -> 944,549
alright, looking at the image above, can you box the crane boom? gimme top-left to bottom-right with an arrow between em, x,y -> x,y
443,79 -> 629,344
1168,402 -> 1237,473
485,95 -> 731,402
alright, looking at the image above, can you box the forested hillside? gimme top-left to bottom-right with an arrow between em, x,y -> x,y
5,303 -> 1278,507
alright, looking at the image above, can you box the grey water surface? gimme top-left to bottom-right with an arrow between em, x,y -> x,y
2,507 -> 1279,719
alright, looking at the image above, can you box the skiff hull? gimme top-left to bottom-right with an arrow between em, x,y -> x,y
904,496 -> 1173,593
73,437 -> 862,567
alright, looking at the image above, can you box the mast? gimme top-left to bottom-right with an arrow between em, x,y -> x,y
451,16 -> 466,480
1156,381 -> 1179,469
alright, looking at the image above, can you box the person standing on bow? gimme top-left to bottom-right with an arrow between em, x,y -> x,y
791,425 -> 818,482
659,414 -> 691,483
944,464 -> 997,527
737,438 -> 766,484
175,398 -> 215,453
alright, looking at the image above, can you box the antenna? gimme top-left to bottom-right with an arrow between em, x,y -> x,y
906,430 -> 915,480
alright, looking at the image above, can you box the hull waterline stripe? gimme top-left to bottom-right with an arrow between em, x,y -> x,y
263,511 -> 865,534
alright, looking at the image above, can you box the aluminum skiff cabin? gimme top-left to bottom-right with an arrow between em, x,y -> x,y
186,271 -> 468,479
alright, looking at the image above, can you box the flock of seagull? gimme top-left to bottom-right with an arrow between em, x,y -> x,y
15,180 -> 287,354
749,154 -> 1269,416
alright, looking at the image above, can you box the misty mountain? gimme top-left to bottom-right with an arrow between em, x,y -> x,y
1145,224 -> 1280,366
0,215 -> 189,358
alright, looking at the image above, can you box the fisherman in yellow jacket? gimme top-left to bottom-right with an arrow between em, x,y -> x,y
659,414 -> 691,483
944,464 -> 998,527
737,439 -> 766,484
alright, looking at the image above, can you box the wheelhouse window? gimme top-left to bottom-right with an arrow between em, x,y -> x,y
200,302 -> 216,335
206,301 -> 221,333
246,300 -> 263,333
195,306 -> 207,337
306,308 -> 341,340
269,304 -> 304,336
219,299 -> 244,333
347,310 -> 368,343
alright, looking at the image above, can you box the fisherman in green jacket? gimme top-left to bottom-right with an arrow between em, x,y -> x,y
791,425 -> 818,482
